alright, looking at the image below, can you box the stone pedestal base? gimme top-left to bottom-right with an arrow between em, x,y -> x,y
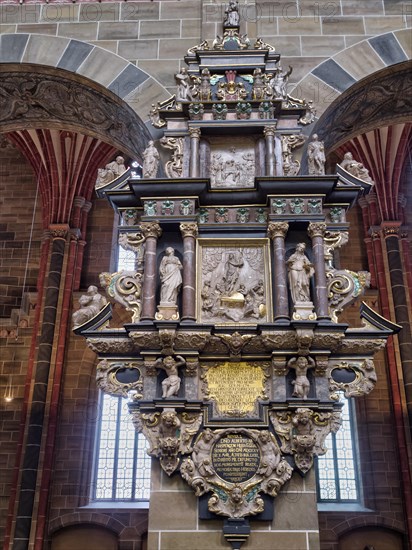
155,304 -> 180,321
292,301 -> 317,321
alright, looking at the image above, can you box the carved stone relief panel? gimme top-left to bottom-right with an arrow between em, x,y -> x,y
197,239 -> 272,324
209,136 -> 256,189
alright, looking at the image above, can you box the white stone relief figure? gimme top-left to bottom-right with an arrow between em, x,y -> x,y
159,247 -> 183,305
72,285 -> 107,327
175,68 -> 193,101
257,431 -> 281,476
307,134 -> 326,176
287,243 -> 314,304
192,429 -> 216,477
339,152 -> 374,184
96,156 -> 126,187
270,66 -> 293,99
142,140 -> 160,179
155,355 -> 185,398
287,356 -> 316,400
224,0 -> 240,27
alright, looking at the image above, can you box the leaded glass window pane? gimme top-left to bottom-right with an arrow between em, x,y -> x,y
94,393 -> 151,501
317,395 -> 359,502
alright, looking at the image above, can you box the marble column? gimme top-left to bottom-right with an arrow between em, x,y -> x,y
180,222 -> 198,321
264,125 -> 276,177
189,127 -> 201,178
308,222 -> 329,320
140,222 -> 162,321
267,222 -> 289,320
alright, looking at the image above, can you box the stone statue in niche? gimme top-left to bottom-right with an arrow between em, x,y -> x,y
339,152 -> 374,184
95,156 -> 126,187
269,66 -> 293,99
142,140 -> 160,178
72,285 -> 107,327
307,134 -> 326,176
175,68 -> 194,102
159,247 -> 183,305
287,243 -> 314,304
287,356 -> 316,399
155,355 -> 186,398
224,0 -> 240,27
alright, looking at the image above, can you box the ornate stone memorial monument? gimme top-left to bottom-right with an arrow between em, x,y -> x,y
74,9 -> 400,550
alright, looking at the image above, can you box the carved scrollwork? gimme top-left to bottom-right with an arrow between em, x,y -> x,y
160,136 -> 184,178
129,331 -> 160,350
270,408 -> 341,474
96,359 -> 143,399
328,359 -> 377,400
87,338 -> 135,354
281,134 -> 305,176
135,409 -> 202,476
118,232 -> 145,270
181,427 -> 292,518
327,269 -> 371,322
174,331 -> 210,351
99,270 -> 143,323
261,332 -> 297,351
337,338 -> 386,354
0,71 -> 151,157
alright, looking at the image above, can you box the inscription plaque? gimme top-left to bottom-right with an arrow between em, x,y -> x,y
205,362 -> 266,415
212,434 -> 260,483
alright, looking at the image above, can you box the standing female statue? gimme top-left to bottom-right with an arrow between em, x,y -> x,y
159,247 -> 183,304
287,243 -> 314,304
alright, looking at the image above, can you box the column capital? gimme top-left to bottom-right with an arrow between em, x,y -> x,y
308,222 -> 327,238
381,221 -> 402,239
267,221 -> 288,239
180,222 -> 198,238
73,196 -> 86,209
140,221 -> 162,239
263,125 -> 277,137
82,200 -> 93,213
49,224 -> 70,240
189,127 -> 201,139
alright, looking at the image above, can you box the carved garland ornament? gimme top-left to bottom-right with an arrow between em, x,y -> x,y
96,359 -> 143,399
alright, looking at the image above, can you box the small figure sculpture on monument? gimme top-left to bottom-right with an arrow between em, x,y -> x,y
72,285 -> 107,327
223,252 -> 244,294
155,355 -> 186,398
307,134 -> 326,176
224,0 -> 240,27
257,431 -> 281,477
288,356 -> 316,400
287,243 -> 314,304
270,66 -> 293,99
142,140 -> 160,179
159,247 -> 183,305
175,68 -> 193,102
159,409 -> 181,437
193,428 -> 215,477
96,156 -> 126,187
339,152 -> 374,184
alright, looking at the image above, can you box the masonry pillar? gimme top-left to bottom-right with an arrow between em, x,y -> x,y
140,222 -> 162,321
12,225 -> 68,550
180,222 -> 198,322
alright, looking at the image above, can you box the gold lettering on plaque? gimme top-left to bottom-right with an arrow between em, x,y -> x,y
205,362 -> 266,415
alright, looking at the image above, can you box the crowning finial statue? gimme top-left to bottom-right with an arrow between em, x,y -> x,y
339,152 -> 374,184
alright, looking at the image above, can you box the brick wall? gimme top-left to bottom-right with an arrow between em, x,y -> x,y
0,143 -> 42,319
